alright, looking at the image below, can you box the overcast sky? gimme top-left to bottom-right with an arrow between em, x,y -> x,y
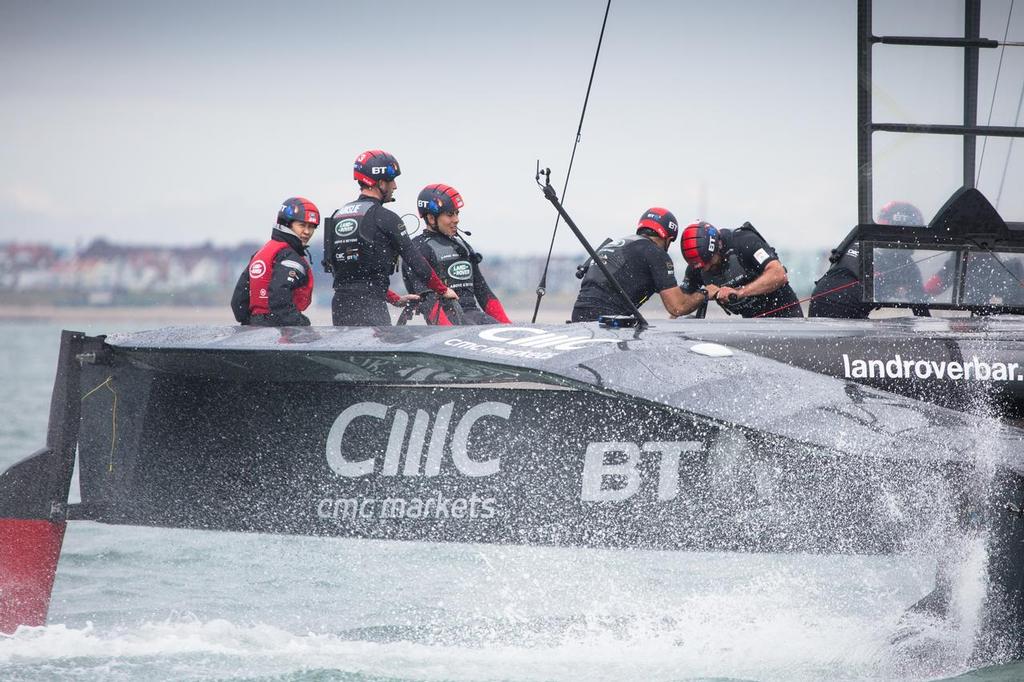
0,0 -> 1021,256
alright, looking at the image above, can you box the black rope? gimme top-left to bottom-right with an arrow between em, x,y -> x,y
531,0 -> 612,324
977,0 -> 1016,185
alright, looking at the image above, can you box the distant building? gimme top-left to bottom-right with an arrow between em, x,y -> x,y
0,239 -> 829,307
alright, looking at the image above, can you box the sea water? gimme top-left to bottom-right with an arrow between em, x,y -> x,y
1,319 -> 1023,682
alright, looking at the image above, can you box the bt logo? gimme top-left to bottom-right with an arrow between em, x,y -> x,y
580,441 -> 704,501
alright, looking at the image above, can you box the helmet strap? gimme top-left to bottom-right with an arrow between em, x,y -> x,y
360,182 -> 385,201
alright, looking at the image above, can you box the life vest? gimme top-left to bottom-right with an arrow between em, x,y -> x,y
834,242 -> 861,276
418,233 -> 479,306
592,235 -> 645,281
248,240 -> 313,314
701,226 -> 774,316
323,199 -> 376,276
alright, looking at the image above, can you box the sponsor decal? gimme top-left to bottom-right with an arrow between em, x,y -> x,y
480,327 -> 620,351
316,492 -> 497,523
325,401 -> 510,478
335,218 -> 358,237
248,260 -> 266,278
599,239 -> 626,253
334,201 -> 370,219
443,327 -> 620,360
447,261 -> 473,281
842,354 -> 1023,382
580,441 -> 703,502
753,248 -> 770,264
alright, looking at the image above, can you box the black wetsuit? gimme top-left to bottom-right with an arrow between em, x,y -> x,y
230,229 -> 313,327
571,234 -> 678,322
681,225 -> 803,318
324,194 -> 446,326
402,230 -> 511,325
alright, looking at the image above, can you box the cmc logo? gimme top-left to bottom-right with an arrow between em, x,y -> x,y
248,260 -> 266,278
447,261 -> 473,281
335,219 -> 358,237
478,327 -> 620,351
326,401 -> 511,478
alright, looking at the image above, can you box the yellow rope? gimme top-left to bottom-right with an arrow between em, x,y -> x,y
81,376 -> 118,472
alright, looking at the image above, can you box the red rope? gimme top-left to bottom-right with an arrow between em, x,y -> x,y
751,250 -> 952,318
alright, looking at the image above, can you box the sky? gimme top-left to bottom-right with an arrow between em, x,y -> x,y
0,0 -> 1021,257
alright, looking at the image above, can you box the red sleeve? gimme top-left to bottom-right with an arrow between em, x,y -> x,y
484,299 -> 511,324
426,270 -> 447,296
385,289 -> 402,305
429,301 -> 452,326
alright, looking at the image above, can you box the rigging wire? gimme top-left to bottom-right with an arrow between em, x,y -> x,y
753,250 -> 953,318
995,70 -> 1024,209
754,246 -> 1024,318
976,0 -> 1016,186
531,0 -> 612,324
82,376 -> 118,472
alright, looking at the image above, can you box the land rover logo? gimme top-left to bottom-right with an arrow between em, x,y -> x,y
335,219 -> 358,237
248,260 -> 266,278
448,261 -> 473,281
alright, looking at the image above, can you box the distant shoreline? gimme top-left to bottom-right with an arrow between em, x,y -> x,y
0,300 -> 581,325
0,304 -> 241,324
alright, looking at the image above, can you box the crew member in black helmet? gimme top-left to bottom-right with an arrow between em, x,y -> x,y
808,200 -> 927,318
324,149 -> 457,326
570,207 -> 693,321
230,197 -> 319,327
676,220 -> 803,318
402,183 -> 512,325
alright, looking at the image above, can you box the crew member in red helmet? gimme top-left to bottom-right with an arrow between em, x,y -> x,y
402,183 -> 511,325
324,149 -> 457,326
809,200 -> 928,318
677,220 -> 803,318
571,207 -> 692,321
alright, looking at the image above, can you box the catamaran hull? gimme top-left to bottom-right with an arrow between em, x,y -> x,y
2,323 -> 1023,659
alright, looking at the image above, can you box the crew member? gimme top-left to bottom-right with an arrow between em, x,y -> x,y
676,220 -> 803,318
570,207 -> 693,321
808,201 -> 926,318
230,197 -> 319,327
324,149 -> 457,326
402,183 -> 511,325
